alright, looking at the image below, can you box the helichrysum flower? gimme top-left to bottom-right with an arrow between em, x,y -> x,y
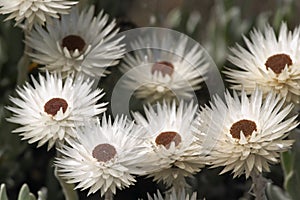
120,33 -> 208,103
133,101 -> 205,188
224,23 -> 300,103
25,6 -> 125,78
145,189 -> 197,200
6,72 -> 107,150
194,89 -> 298,178
55,115 -> 149,196
0,0 -> 78,29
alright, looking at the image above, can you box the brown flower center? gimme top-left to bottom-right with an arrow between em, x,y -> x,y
265,53 -> 292,74
151,61 -> 174,76
44,98 -> 68,116
155,131 -> 182,149
62,35 -> 86,52
230,119 -> 257,139
92,143 -> 117,162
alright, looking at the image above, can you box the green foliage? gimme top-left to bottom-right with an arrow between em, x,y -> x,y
161,0 -> 295,68
17,184 -> 36,200
0,184 -> 8,200
0,183 -> 47,200
281,129 -> 300,200
266,182 -> 291,200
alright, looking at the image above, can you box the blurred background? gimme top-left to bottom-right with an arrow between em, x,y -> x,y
0,0 -> 299,199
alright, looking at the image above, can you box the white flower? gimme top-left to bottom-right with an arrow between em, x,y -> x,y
25,6 -> 125,78
194,89 -> 298,178
6,72 -> 107,150
55,115 -> 149,196
120,33 -> 208,103
145,188 -> 197,200
133,101 -> 205,188
224,23 -> 300,103
0,0 -> 77,29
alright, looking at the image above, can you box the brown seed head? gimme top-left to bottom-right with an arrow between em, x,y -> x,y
62,35 -> 86,52
92,143 -> 117,162
44,98 -> 68,116
155,131 -> 182,149
230,119 -> 257,139
265,53 -> 292,74
151,61 -> 174,76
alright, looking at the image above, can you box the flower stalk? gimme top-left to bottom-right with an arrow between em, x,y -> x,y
17,27 -> 30,85
104,190 -> 113,200
251,173 -> 268,200
55,142 -> 79,200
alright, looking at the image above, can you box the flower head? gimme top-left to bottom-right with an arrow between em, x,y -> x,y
26,6 -> 125,77
194,89 -> 298,178
55,115 -> 149,196
133,101 -> 205,188
6,72 -> 106,149
224,23 -> 300,103
0,0 -> 77,29
120,33 -> 208,103
145,188 -> 197,200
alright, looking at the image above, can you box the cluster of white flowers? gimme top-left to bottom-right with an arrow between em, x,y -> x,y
2,1 -> 300,200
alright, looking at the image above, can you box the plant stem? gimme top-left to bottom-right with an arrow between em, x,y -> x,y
54,167 -> 79,200
251,173 -> 268,200
17,28 -> 30,85
104,190 -> 113,200
78,0 -> 90,10
55,142 -> 79,200
17,54 -> 30,85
